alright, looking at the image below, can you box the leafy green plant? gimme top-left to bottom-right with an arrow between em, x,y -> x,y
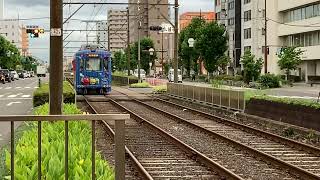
33,81 -> 75,107
258,74 -> 281,88
129,82 -> 150,88
241,50 -> 263,83
211,79 -> 223,88
4,104 -> 114,179
153,85 -> 167,94
283,127 -> 295,137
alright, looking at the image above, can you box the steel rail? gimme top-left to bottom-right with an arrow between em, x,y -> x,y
83,98 -> 153,180
135,99 -> 320,180
109,99 -> 243,180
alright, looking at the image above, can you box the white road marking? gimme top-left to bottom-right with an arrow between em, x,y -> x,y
6,102 -> 22,106
0,95 -> 4,98
34,87 -> 39,89
21,95 -> 31,98
5,87 -> 12,89
25,87 -> 31,89
8,95 -> 18,98
0,87 -> 2,89
16,87 -> 21,89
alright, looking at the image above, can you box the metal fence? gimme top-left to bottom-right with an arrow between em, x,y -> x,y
1,114 -> 129,180
167,83 -> 245,111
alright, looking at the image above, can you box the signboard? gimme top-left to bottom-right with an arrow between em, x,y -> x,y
160,23 -> 174,34
50,28 -> 62,37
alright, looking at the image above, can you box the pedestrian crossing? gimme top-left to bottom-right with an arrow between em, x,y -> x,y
0,94 -> 31,99
0,86 -> 38,90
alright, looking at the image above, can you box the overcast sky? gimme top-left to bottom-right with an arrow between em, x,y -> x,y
4,0 -> 214,61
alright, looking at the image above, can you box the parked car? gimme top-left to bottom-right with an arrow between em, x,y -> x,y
29,71 -> 35,77
17,70 -> 24,78
25,71 -> 30,78
0,71 -> 5,84
133,69 -> 146,80
168,69 -> 182,83
10,70 -> 19,80
0,69 -> 12,82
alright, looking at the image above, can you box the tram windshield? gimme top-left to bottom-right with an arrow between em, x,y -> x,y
86,58 -> 101,71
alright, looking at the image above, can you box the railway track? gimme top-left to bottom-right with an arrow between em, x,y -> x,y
83,97 -> 241,179
130,98 -> 320,179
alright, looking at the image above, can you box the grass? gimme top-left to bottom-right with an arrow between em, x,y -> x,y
152,85 -> 167,94
113,71 -> 138,79
2,104 -> 114,179
129,82 -> 150,88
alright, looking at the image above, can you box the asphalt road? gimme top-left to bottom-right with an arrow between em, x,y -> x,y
0,77 -> 40,147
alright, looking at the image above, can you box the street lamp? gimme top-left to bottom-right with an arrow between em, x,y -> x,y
149,48 -> 155,76
188,38 -> 195,48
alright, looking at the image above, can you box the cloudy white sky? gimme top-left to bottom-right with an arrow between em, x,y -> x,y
4,0 -> 214,61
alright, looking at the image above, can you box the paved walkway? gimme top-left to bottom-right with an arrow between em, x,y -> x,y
182,81 -> 320,100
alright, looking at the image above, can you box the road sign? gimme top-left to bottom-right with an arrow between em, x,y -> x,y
160,23 -> 174,34
50,28 -> 62,37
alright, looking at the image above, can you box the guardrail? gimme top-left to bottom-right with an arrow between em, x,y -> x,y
1,114 -> 130,180
167,83 -> 245,111
113,76 -> 139,86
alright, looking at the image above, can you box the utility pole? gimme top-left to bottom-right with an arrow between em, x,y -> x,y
108,25 -> 110,51
127,7 -> 131,76
138,21 -> 141,82
161,30 -> 164,75
174,0 -> 179,83
264,0 -> 268,74
50,0 -> 63,115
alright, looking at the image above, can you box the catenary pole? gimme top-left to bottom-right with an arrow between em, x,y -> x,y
50,0 -> 63,115
174,0 -> 179,83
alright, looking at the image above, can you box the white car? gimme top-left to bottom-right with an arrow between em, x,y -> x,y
10,71 -> 19,80
168,69 -> 182,83
134,69 -> 146,80
24,71 -> 30,78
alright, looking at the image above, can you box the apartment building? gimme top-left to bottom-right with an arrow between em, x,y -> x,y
21,26 -> 30,56
128,0 -> 171,72
179,12 -> 215,30
267,0 -> 320,82
108,9 -> 128,53
0,0 -> 4,19
0,19 -> 22,51
215,0 -> 243,74
216,0 -> 320,82
96,21 -> 108,50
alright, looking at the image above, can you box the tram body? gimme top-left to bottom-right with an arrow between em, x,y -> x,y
72,45 -> 112,94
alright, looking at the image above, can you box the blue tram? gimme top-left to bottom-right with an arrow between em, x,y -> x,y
73,45 -> 112,95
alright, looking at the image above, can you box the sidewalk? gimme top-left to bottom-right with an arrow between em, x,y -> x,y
182,81 -> 320,99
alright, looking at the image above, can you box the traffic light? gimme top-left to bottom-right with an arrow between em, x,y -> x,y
149,26 -> 163,31
26,28 -> 45,38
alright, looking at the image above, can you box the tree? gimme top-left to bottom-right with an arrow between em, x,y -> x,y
0,35 -> 21,69
131,37 -> 156,74
217,55 -> 231,75
179,18 -> 205,77
113,51 -> 126,71
21,56 -> 38,71
278,47 -> 304,80
241,50 -> 263,83
195,21 -> 228,75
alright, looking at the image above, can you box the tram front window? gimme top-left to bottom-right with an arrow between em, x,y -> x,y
86,58 -> 101,71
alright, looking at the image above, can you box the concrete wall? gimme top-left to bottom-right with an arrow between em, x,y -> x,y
278,0 -> 319,12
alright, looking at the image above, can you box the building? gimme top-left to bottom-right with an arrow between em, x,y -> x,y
21,26 -> 30,56
128,0 -> 172,73
215,0 -> 243,74
179,12 -> 216,30
216,0 -> 320,82
108,9 -> 128,53
96,21 -> 108,50
0,0 -> 4,20
0,19 -> 22,52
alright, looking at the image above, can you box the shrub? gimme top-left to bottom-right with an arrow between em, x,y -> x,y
33,82 -> 75,107
153,85 -> 167,94
4,104 -> 114,179
258,74 -> 281,88
129,82 -> 150,88
213,75 -> 243,81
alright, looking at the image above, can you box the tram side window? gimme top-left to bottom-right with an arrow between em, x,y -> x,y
80,59 -> 84,71
103,58 -> 110,72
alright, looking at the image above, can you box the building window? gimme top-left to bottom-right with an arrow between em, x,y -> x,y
244,0 -> 251,4
284,31 -> 320,47
228,1 -> 234,10
228,17 -> 235,25
244,28 -> 251,39
244,46 -> 251,52
284,3 -> 320,22
244,10 -> 251,22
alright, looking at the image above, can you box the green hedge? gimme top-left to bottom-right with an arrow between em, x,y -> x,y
33,82 -> 75,107
129,82 -> 150,88
3,104 -> 114,179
